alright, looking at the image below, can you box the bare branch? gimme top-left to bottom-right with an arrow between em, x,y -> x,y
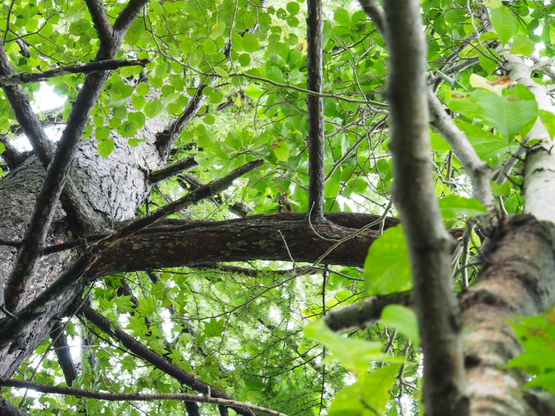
428,93 -> 494,211
84,0 -> 113,46
323,292 -> 412,333
0,59 -> 150,87
306,0 -> 326,221
149,157 -> 198,183
383,0 -> 468,413
0,377 -> 287,416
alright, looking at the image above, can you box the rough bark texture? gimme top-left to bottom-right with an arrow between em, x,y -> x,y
306,0 -> 326,221
461,215 -> 555,415
0,129 -> 163,378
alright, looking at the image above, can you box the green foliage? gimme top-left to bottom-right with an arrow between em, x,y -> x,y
365,226 -> 412,295
505,308 -> 555,393
1,0 -> 554,414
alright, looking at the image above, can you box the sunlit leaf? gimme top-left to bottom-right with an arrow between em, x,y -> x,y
364,225 -> 412,295
381,305 -> 420,346
328,364 -> 402,416
491,6 -> 518,46
439,195 -> 488,219
98,139 -> 115,158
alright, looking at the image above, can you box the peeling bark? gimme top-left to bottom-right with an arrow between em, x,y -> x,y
461,216 -> 555,415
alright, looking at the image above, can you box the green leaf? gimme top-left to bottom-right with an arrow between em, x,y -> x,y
455,120 -> 516,168
334,8 -> 351,27
272,139 -> 289,161
242,33 -> 259,53
510,34 -> 537,56
364,225 -> 412,295
304,320 -> 398,374
539,110 -> 555,140
472,85 -> 538,141
0,142 -> 5,154
439,195 -> 488,219
328,364 -> 402,416
381,305 -> 420,346
244,84 -> 265,98
286,1 -> 300,15
491,6 -> 518,46
128,139 -> 146,147
482,0 -> 502,8
144,99 -> 164,118
119,121 -> 138,137
98,139 -> 115,158
95,126 -> 111,141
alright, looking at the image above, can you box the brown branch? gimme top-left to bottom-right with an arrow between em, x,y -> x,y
383,0 -> 467,413
306,0 -> 326,221
3,0 -> 150,313
78,305 -> 263,416
0,378 -> 287,416
0,160 -> 263,348
0,59 -> 150,86
49,321 -> 77,386
149,156 -> 198,183
323,292 -> 412,333
84,0 -> 113,46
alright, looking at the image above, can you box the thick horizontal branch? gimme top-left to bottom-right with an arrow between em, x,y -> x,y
0,59 -> 150,86
0,378 -> 287,416
93,213 -> 392,275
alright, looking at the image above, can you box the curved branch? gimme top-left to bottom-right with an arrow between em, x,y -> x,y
0,375 -> 289,416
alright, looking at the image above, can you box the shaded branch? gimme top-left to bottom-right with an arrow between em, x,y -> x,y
323,292 -> 412,333
84,0 -> 113,46
50,321 -> 77,386
0,135 -> 31,169
177,174 -> 254,218
78,305 -> 263,416
0,59 -> 150,87
149,157 -> 198,183
306,0 -> 326,221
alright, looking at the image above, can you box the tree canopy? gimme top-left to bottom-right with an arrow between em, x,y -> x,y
1,0 -> 555,415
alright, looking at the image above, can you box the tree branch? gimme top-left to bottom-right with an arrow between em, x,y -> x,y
428,93 -> 495,211
323,292 -> 412,333
0,377 -> 289,416
4,0 -> 150,313
49,321 -> 77,386
0,161 -> 264,347
149,156 -> 198,183
78,305 -> 264,416
84,0 -> 113,47
0,59 -> 149,87
383,0 -> 467,413
306,0 -> 326,221
357,0 -> 494,212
